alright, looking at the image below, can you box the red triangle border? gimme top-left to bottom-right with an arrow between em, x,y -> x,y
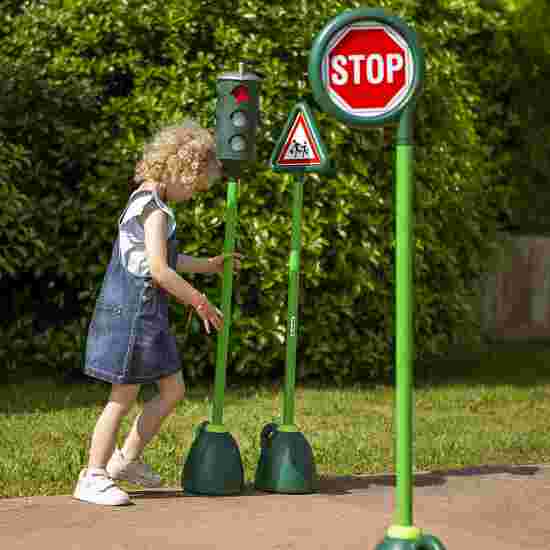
276,112 -> 322,166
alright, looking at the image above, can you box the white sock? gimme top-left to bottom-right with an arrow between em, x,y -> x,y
120,448 -> 138,463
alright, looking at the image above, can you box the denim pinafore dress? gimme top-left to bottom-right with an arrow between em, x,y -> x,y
84,193 -> 182,385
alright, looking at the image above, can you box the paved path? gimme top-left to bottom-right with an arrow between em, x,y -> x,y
1,464 -> 549,549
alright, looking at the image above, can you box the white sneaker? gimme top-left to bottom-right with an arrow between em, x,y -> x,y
106,447 -> 162,488
73,467 -> 131,506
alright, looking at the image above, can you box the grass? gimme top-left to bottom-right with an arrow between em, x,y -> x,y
2,341 -> 550,498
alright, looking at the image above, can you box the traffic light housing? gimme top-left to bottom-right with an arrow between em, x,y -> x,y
216,62 -> 262,177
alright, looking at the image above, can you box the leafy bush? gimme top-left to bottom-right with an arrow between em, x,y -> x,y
1,0 -> 547,385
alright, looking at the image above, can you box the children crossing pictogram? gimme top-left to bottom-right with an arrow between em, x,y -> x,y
278,112 -> 320,165
270,102 -> 332,174
287,139 -> 312,160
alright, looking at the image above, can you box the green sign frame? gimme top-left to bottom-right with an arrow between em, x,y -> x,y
308,7 -> 425,128
269,101 -> 334,175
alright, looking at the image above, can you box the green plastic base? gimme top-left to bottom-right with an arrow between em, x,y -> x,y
254,423 -> 317,494
374,534 -> 447,550
182,421 -> 244,496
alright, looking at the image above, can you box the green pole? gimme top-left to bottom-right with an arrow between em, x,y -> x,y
183,175 -> 244,496
394,101 -> 415,528
254,169 -> 316,494
211,177 -> 239,427
283,173 -> 304,427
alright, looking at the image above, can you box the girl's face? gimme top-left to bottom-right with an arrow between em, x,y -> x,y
164,156 -> 223,202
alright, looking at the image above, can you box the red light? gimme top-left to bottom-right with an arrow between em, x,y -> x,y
231,85 -> 250,104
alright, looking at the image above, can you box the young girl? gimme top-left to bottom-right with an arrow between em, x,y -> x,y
73,119 -> 242,506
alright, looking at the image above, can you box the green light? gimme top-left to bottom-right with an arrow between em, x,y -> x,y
230,135 -> 246,152
231,110 -> 247,128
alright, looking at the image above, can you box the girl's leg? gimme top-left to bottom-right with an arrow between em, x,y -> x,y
88,383 -> 140,470
121,371 -> 185,461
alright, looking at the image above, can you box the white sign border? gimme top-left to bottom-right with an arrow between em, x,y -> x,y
277,112 -> 322,167
322,21 -> 415,118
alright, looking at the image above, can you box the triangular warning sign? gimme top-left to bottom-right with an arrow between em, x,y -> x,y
270,102 -> 332,175
278,112 -> 321,165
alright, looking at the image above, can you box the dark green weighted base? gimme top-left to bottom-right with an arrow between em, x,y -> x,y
375,531 -> 447,550
182,421 -> 244,496
254,423 -> 317,494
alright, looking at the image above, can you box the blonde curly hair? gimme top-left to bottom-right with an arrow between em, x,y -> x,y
132,119 -> 221,193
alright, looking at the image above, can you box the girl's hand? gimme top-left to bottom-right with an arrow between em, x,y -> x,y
192,293 -> 224,334
207,252 -> 244,274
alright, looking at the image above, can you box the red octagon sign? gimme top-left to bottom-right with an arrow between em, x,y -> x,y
322,22 -> 414,118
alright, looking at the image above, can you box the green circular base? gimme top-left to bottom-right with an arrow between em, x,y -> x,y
254,423 -> 317,494
374,534 -> 447,550
182,421 -> 244,496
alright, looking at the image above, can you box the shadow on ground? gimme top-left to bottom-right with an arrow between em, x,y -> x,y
123,464 -> 542,499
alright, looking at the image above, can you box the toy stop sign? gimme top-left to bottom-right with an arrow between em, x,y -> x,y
309,9 -> 424,127
327,25 -> 411,114
308,11 -> 445,550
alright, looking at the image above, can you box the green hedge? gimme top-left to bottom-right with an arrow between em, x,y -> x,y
1,0 -> 547,385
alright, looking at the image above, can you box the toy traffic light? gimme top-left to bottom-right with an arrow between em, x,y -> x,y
216,62 -> 262,177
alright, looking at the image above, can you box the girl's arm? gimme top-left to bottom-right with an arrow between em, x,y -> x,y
144,209 -> 202,306
176,254 -> 211,273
